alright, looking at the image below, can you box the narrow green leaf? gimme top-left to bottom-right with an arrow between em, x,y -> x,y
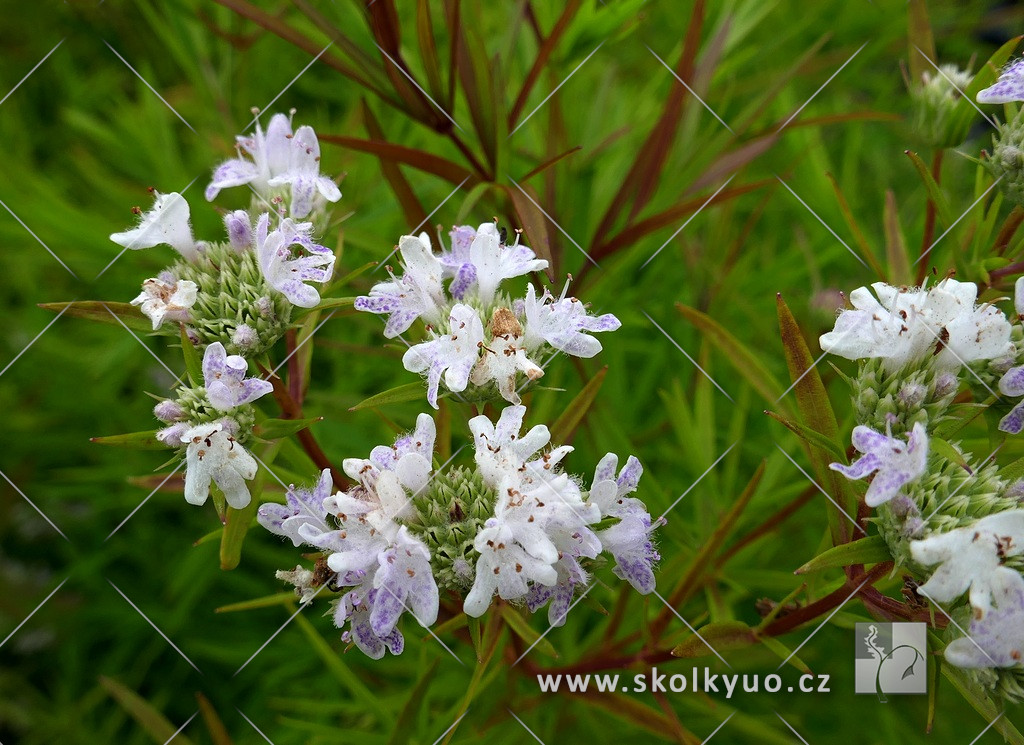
760,635 -> 811,674
39,301 -> 152,332
350,382 -> 430,411
764,410 -> 845,460
676,303 -> 790,414
549,366 -> 606,444
99,676 -> 195,745
795,535 -> 891,574
672,620 -> 757,658
499,604 -> 558,659
884,189 -> 912,284
292,296 -> 356,320
215,592 -> 295,614
386,658 -> 440,745
90,430 -> 165,450
320,136 -> 475,186
825,172 -> 884,278
219,473 -> 261,571
905,150 -> 955,228
906,0 -> 936,86
777,294 -> 855,545
180,324 -> 202,386
196,693 -> 234,745
255,417 -> 322,441
930,437 -> 970,471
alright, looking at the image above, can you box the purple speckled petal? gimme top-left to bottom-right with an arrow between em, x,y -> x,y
202,342 -> 229,382
864,468 -> 913,507
206,159 -> 259,201
450,262 -> 476,299
850,425 -> 892,453
1000,402 -> 1024,435
830,452 -> 883,481
1000,366 -> 1024,397
236,378 -> 275,406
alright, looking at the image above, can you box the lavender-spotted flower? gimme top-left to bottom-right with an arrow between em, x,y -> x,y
402,304 -> 484,409
202,342 -> 273,412
266,125 -> 342,219
830,422 -> 929,507
257,468 -> 333,547
355,233 -> 447,337
944,573 -> 1024,669
255,214 -> 335,308
977,59 -> 1024,104
522,284 -> 621,358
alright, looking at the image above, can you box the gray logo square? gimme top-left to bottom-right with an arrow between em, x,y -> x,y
855,622 -> 927,698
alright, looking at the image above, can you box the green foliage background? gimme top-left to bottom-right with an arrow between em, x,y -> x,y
1,0 -> 1021,742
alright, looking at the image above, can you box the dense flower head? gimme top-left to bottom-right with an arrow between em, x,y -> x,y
358,223 -> 620,408
258,406 -> 660,657
820,279 -> 1013,372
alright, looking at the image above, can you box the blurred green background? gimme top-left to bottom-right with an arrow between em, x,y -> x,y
1,0 -> 1021,742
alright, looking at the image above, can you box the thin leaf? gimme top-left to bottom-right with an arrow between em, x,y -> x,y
672,620 -> 758,658
90,430 -> 165,450
795,535 -> 891,574
196,693 -> 233,745
573,692 -> 699,744
508,0 -> 582,129
358,100 -> 427,227
825,172 -> 884,278
884,189 -> 911,284
764,410 -> 845,460
215,592 -> 295,613
350,381 -> 428,410
321,135 -> 475,186
906,0 -> 936,86
506,181 -> 555,280
255,416 -> 322,441
520,145 -> 583,182
386,659 -> 440,745
905,150 -> 955,228
499,604 -> 558,658
99,676 -> 195,745
180,323 -> 202,387
38,301 -> 151,332
549,366 -> 607,444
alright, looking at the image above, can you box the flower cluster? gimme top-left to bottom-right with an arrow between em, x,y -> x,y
108,112 -> 341,510
821,277 -> 1024,697
355,224 -> 620,407
258,406 -> 662,657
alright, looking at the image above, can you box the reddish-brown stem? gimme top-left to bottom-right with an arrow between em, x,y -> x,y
715,483 -> 817,568
915,149 -> 943,285
260,363 -> 345,487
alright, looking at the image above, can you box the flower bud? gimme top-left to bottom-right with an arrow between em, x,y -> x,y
909,64 -> 973,149
153,399 -> 186,423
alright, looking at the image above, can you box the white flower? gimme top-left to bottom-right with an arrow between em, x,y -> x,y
180,422 -> 258,509
402,304 -> 484,409
110,192 -> 202,261
829,423 -> 929,507
467,223 -> 548,305
257,468 -> 333,547
255,214 -> 335,308
819,280 -> 1013,371
355,233 -> 448,337
944,572 -> 1024,669
470,308 -> 544,405
369,527 -> 439,634
202,342 -> 273,412
911,510 -> 1024,616
266,124 -> 342,219
131,275 -> 197,330
522,284 -> 621,357
469,404 -> 552,489
977,60 -> 1024,104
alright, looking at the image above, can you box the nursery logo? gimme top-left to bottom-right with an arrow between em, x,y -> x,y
854,623 -> 927,700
